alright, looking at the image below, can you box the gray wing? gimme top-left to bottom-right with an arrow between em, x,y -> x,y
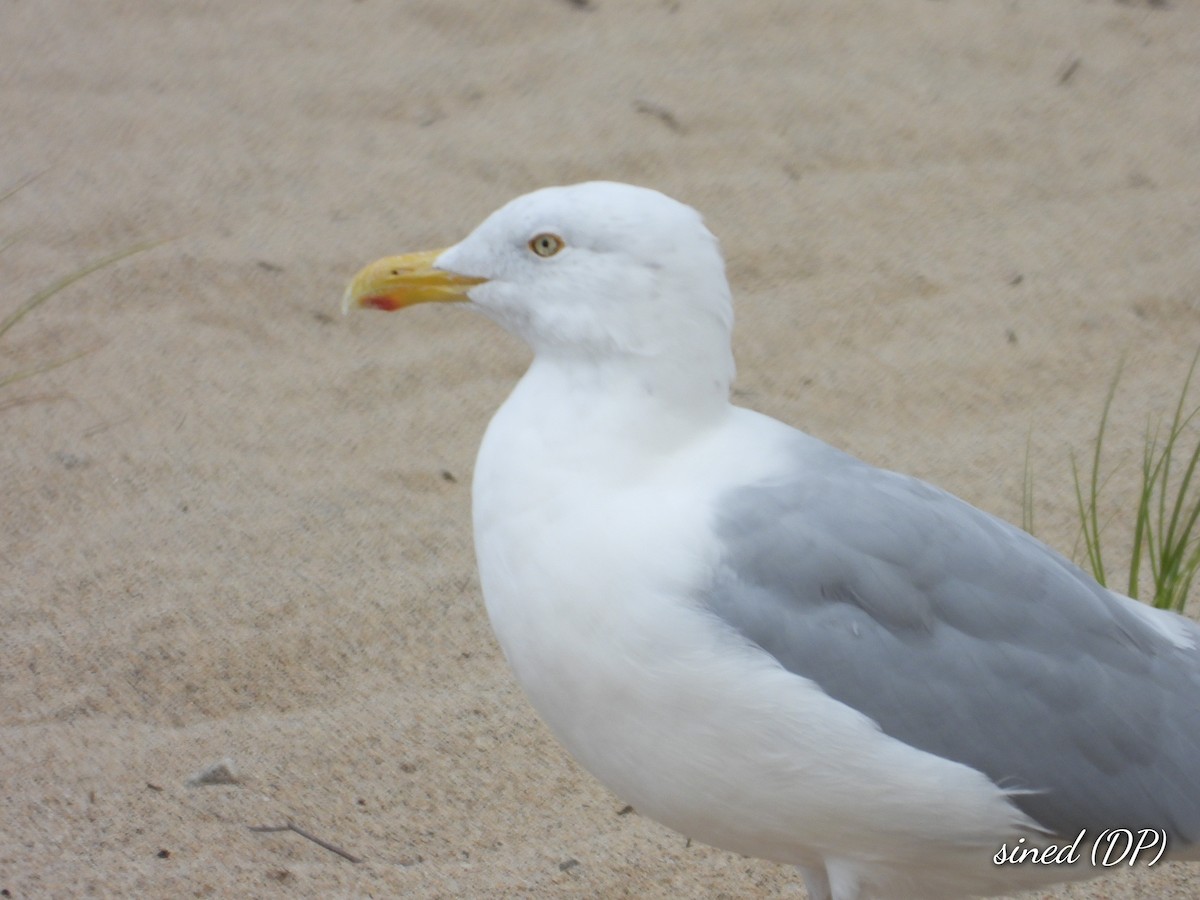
703,440 -> 1200,844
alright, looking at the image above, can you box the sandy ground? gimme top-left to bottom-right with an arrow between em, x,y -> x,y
3,0 -> 1200,897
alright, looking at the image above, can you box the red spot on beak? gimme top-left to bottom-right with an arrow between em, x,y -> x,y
363,295 -> 401,311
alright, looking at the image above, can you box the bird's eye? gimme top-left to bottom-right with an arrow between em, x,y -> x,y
528,233 -> 565,258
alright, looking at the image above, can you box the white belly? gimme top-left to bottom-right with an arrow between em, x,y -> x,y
468,396 -> 1056,897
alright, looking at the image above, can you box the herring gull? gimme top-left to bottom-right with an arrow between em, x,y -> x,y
343,181 -> 1200,899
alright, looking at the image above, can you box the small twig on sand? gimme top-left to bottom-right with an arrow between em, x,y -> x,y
633,99 -> 685,133
1058,57 -> 1081,85
248,821 -> 362,863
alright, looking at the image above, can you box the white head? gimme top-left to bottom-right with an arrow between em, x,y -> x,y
439,182 -> 733,358
344,181 -> 736,407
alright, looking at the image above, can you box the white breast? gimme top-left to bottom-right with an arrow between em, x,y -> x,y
469,372 -> 1048,897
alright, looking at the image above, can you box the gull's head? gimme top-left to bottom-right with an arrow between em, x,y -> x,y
343,182 -> 734,364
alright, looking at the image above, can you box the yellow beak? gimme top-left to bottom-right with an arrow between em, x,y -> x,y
341,248 -> 487,313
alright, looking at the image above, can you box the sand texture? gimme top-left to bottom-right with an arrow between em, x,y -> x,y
4,0 -> 1200,896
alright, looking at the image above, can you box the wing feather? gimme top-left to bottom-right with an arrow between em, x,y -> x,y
703,442 -> 1200,843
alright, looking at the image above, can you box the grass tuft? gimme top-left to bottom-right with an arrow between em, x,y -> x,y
1029,351 -> 1200,611
1130,350 -> 1200,611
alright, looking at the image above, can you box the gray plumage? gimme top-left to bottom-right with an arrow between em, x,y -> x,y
703,436 -> 1200,847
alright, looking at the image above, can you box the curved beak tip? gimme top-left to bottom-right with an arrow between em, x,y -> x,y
341,248 -> 484,315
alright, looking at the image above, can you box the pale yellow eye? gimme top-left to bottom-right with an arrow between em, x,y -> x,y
529,233 -> 565,257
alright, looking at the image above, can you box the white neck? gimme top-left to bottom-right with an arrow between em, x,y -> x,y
528,338 -> 730,448
470,353 -> 731,542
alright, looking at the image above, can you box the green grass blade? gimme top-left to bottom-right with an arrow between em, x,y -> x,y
1071,451 -> 1106,587
0,242 -> 157,342
1128,423 -> 1160,600
0,348 -> 95,389
1071,361 -> 1126,588
0,171 -> 44,206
